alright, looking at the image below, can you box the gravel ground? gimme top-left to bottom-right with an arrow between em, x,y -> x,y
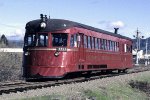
0,52 -> 22,81
0,70 -> 150,100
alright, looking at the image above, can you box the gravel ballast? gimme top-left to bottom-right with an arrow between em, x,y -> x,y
0,70 -> 150,100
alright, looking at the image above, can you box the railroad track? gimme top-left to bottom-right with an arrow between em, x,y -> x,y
0,66 -> 150,95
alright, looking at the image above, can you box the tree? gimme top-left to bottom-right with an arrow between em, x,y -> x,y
0,34 -> 9,47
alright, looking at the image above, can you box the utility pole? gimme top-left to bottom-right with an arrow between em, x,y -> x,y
133,28 -> 144,65
145,38 -> 149,66
146,38 -> 148,57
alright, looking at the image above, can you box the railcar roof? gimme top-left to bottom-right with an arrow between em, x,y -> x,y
26,19 -> 132,41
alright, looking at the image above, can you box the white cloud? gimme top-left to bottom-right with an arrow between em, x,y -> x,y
0,28 -> 25,40
8,29 -> 25,40
0,23 -> 25,40
98,20 -> 125,30
15,29 -> 24,36
109,21 -> 125,28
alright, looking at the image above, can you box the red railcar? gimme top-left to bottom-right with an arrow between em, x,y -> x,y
23,14 -> 133,79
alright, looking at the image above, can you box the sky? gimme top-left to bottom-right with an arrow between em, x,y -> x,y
0,0 -> 150,40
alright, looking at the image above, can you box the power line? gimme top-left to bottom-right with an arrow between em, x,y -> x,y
0,22 -> 22,29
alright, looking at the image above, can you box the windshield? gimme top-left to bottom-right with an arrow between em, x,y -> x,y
52,33 -> 68,47
24,33 -> 48,47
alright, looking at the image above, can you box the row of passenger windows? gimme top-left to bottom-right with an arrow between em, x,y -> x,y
85,36 -> 119,52
70,34 -> 119,52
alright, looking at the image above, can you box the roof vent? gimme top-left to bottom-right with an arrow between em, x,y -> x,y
114,28 -> 119,34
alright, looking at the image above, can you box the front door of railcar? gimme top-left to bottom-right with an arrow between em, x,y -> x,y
78,33 -> 85,63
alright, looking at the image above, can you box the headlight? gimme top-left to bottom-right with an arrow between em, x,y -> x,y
54,51 -> 60,57
40,22 -> 46,28
25,52 -> 30,56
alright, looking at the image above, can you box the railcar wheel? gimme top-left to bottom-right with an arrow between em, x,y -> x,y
118,70 -> 121,73
122,69 -> 127,73
101,70 -> 106,74
106,70 -> 112,74
84,71 -> 92,78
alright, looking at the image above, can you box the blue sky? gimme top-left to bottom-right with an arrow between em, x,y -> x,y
0,0 -> 150,40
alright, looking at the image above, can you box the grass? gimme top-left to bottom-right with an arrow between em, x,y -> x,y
83,89 -> 109,100
83,72 -> 150,100
132,72 -> 150,83
83,84 -> 148,100
19,95 -> 65,100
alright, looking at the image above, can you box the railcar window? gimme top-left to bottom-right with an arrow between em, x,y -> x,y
127,45 -> 129,52
38,34 -> 48,47
52,33 -> 68,47
107,40 -> 109,50
24,33 -> 48,47
74,34 -> 77,47
24,34 -> 35,47
91,37 -> 94,49
104,40 -> 106,50
105,40 -> 107,50
113,42 -> 115,51
99,39 -> 102,49
97,39 -> 99,49
97,38 -> 99,50
95,38 -> 98,50
111,41 -> 114,51
124,44 -> 127,52
70,35 -> 74,47
101,39 -> 104,50
88,36 -> 91,49
114,42 -> 116,51
116,42 -> 119,52
110,40 -> 113,51
113,41 -> 115,51
127,45 -> 132,53
115,42 -> 118,52
129,45 -> 131,52
104,39 -> 107,50
110,41 -> 112,51
106,40 -> 108,50
108,40 -> 110,51
130,45 -> 132,53
84,35 -> 87,48
26,36 -> 32,46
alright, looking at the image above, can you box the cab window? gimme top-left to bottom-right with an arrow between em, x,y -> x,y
52,33 -> 68,47
24,33 -> 48,47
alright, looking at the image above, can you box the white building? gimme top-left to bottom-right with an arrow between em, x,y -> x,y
0,48 -> 23,52
132,49 -> 144,59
